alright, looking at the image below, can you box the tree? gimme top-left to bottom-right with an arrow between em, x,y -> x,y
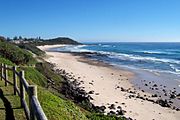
19,36 -> 23,40
0,36 -> 6,41
13,36 -> 18,40
6,37 -> 11,41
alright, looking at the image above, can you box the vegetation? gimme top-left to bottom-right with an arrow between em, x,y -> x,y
0,80 -> 26,120
0,57 -> 15,66
35,62 -> 63,84
17,43 -> 45,56
38,87 -> 88,120
11,36 -> 81,45
0,41 -> 36,65
0,36 -> 6,42
22,67 -> 47,87
34,37 -> 81,45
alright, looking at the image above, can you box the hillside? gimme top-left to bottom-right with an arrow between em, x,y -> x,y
11,37 -> 81,45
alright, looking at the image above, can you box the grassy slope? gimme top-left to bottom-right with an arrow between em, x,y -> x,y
0,57 -> 87,120
38,87 -> 87,120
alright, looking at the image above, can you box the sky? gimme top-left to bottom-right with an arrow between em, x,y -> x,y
0,0 -> 180,42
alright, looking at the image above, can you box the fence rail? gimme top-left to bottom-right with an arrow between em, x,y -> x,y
0,63 -> 48,120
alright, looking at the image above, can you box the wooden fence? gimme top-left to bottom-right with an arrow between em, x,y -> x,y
0,63 -> 48,120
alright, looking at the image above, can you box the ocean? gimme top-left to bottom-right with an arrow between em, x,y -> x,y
50,42 -> 180,92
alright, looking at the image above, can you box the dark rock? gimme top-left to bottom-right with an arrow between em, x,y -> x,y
108,104 -> 116,109
117,106 -> 122,109
88,90 -> 94,94
89,82 -> 93,85
153,84 -> 157,87
108,111 -> 116,115
156,99 -> 170,107
98,106 -> 106,112
116,110 -> 126,115
129,95 -> 135,98
170,94 -> 176,99
129,91 -> 136,94
152,94 -> 158,97
162,89 -> 166,92
148,99 -> 155,103
155,88 -> 158,90
121,87 -> 126,92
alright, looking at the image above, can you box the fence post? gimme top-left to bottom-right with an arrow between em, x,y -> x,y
29,85 -> 37,120
1,63 -> 4,81
19,71 -> 25,107
13,66 -> 17,95
4,64 -> 8,86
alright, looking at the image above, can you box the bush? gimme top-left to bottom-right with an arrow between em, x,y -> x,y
17,43 -> 45,56
0,36 -> 6,42
0,41 -> 36,65
35,62 -> 63,85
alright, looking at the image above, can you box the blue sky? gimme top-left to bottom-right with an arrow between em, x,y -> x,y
0,0 -> 180,42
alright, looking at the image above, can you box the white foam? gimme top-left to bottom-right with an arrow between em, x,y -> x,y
137,50 -> 168,54
105,52 -> 180,64
101,45 -> 111,47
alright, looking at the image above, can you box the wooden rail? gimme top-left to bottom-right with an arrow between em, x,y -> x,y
0,63 -> 48,120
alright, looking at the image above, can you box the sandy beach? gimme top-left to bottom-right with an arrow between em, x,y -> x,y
38,45 -> 180,120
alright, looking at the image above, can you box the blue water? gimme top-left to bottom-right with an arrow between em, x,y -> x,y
52,42 -> 180,76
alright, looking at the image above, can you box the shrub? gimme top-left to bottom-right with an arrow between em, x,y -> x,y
0,41 -> 36,65
17,43 -> 45,56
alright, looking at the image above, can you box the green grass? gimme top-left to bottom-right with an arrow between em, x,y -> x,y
38,87 -> 88,120
0,57 -> 15,66
0,78 -> 26,120
21,66 -> 47,87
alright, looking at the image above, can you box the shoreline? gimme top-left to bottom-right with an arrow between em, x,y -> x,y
38,45 -> 180,120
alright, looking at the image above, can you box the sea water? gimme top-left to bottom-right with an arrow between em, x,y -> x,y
50,42 -> 180,92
